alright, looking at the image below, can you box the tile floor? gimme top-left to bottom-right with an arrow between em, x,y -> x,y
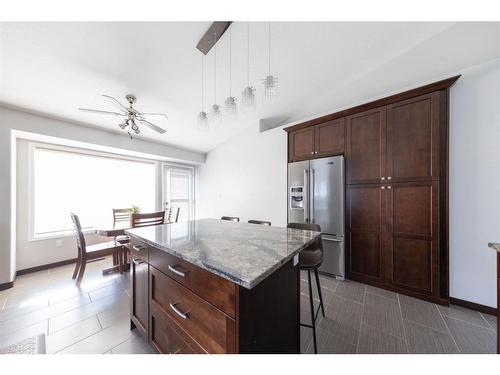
299,270 -> 497,354
0,257 -> 496,354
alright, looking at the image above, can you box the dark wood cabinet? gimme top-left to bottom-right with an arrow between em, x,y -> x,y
289,118 -> 345,161
130,242 -> 149,338
386,92 -> 440,182
346,184 -> 385,282
346,107 -> 386,184
285,76 -> 459,305
289,127 -> 315,161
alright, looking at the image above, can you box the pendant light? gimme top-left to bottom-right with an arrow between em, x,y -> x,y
225,25 -> 237,114
242,22 -> 256,107
198,54 -> 208,126
211,35 -> 221,121
262,22 -> 278,98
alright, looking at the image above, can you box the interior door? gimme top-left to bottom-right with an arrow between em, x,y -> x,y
345,107 -> 387,184
386,92 -> 440,182
346,184 -> 385,282
164,165 -> 195,223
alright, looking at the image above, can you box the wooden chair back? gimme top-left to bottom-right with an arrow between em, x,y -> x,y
248,220 -> 271,226
131,211 -> 166,228
221,216 -> 239,222
167,207 -> 180,223
70,213 -> 86,257
113,208 -> 132,227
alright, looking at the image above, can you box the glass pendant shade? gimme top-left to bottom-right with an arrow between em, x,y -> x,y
198,111 -> 208,126
242,86 -> 256,107
211,103 -> 221,121
262,75 -> 278,98
225,96 -> 237,114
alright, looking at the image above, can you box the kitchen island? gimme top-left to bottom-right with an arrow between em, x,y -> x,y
126,218 -> 320,354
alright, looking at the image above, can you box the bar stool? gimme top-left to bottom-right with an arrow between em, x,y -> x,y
248,220 -> 271,226
287,222 -> 325,354
221,216 -> 239,222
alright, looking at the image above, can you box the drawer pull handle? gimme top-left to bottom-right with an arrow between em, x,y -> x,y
169,302 -> 189,319
168,265 -> 188,277
132,258 -> 145,265
132,245 -> 146,252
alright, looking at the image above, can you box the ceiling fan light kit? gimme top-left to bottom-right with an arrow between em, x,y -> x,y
78,94 -> 167,138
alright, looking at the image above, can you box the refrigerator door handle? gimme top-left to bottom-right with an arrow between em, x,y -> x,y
303,169 -> 309,223
322,237 -> 343,242
310,168 -> 315,223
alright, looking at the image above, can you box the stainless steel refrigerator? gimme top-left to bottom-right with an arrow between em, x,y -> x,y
287,155 -> 345,279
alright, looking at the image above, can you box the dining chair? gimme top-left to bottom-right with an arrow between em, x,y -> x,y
221,216 -> 239,222
112,208 -> 133,246
287,222 -> 324,354
70,213 -> 124,285
248,220 -> 271,226
131,211 -> 166,228
166,207 -> 180,223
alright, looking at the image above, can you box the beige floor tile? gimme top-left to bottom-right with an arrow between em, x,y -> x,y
334,280 -> 365,304
399,294 -> 447,333
481,313 -> 497,330
57,317 -> 131,354
356,324 -> 407,354
404,319 -> 459,354
47,316 -> 102,353
365,285 -> 397,301
362,293 -> 404,338
318,295 -> 363,345
306,328 -> 356,354
438,304 -> 491,329
111,331 -> 154,354
0,320 -> 48,349
444,316 -> 496,354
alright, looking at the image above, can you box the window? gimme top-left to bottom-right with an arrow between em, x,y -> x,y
31,144 -> 157,239
163,164 -> 194,224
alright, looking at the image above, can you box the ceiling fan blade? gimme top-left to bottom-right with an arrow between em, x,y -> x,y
78,108 -> 125,116
139,119 -> 166,134
101,94 -> 129,113
139,112 -> 168,120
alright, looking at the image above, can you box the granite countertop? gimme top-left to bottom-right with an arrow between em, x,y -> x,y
126,218 -> 321,289
488,242 -> 500,252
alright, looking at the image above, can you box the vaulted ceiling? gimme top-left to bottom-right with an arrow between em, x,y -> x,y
0,22 -> 498,153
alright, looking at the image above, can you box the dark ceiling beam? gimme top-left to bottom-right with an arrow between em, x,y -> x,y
196,21 -> 232,55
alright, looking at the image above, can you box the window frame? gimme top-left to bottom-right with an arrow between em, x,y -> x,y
162,162 -> 196,223
27,141 -> 161,241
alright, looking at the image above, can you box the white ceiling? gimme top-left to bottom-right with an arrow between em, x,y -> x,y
0,22 -> 498,153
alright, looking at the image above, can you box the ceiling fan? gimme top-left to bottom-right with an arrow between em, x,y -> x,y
78,94 -> 167,138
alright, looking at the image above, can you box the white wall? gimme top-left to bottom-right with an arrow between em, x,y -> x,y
0,106 -> 204,284
449,58 -> 500,307
197,58 -> 500,308
196,125 -> 288,227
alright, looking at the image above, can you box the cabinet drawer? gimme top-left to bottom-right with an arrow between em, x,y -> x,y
150,303 -> 206,354
149,247 -> 236,318
150,266 -> 236,353
129,237 -> 149,261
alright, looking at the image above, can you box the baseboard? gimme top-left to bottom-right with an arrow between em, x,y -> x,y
0,281 -> 14,291
16,258 -> 77,276
450,297 -> 498,316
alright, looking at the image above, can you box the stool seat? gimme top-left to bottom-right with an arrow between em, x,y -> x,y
300,248 -> 323,269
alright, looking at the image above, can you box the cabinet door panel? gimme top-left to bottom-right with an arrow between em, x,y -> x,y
346,185 -> 384,281
388,182 -> 439,296
131,257 -> 149,338
315,118 -> 345,157
346,107 -> 386,184
289,128 -> 314,161
386,92 -> 440,182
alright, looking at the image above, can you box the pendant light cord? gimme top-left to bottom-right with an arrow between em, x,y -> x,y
229,26 -> 232,96
268,22 -> 271,75
214,32 -> 217,104
201,54 -> 205,110
247,22 -> 250,86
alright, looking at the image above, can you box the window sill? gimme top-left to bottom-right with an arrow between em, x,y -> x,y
29,228 -> 97,242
